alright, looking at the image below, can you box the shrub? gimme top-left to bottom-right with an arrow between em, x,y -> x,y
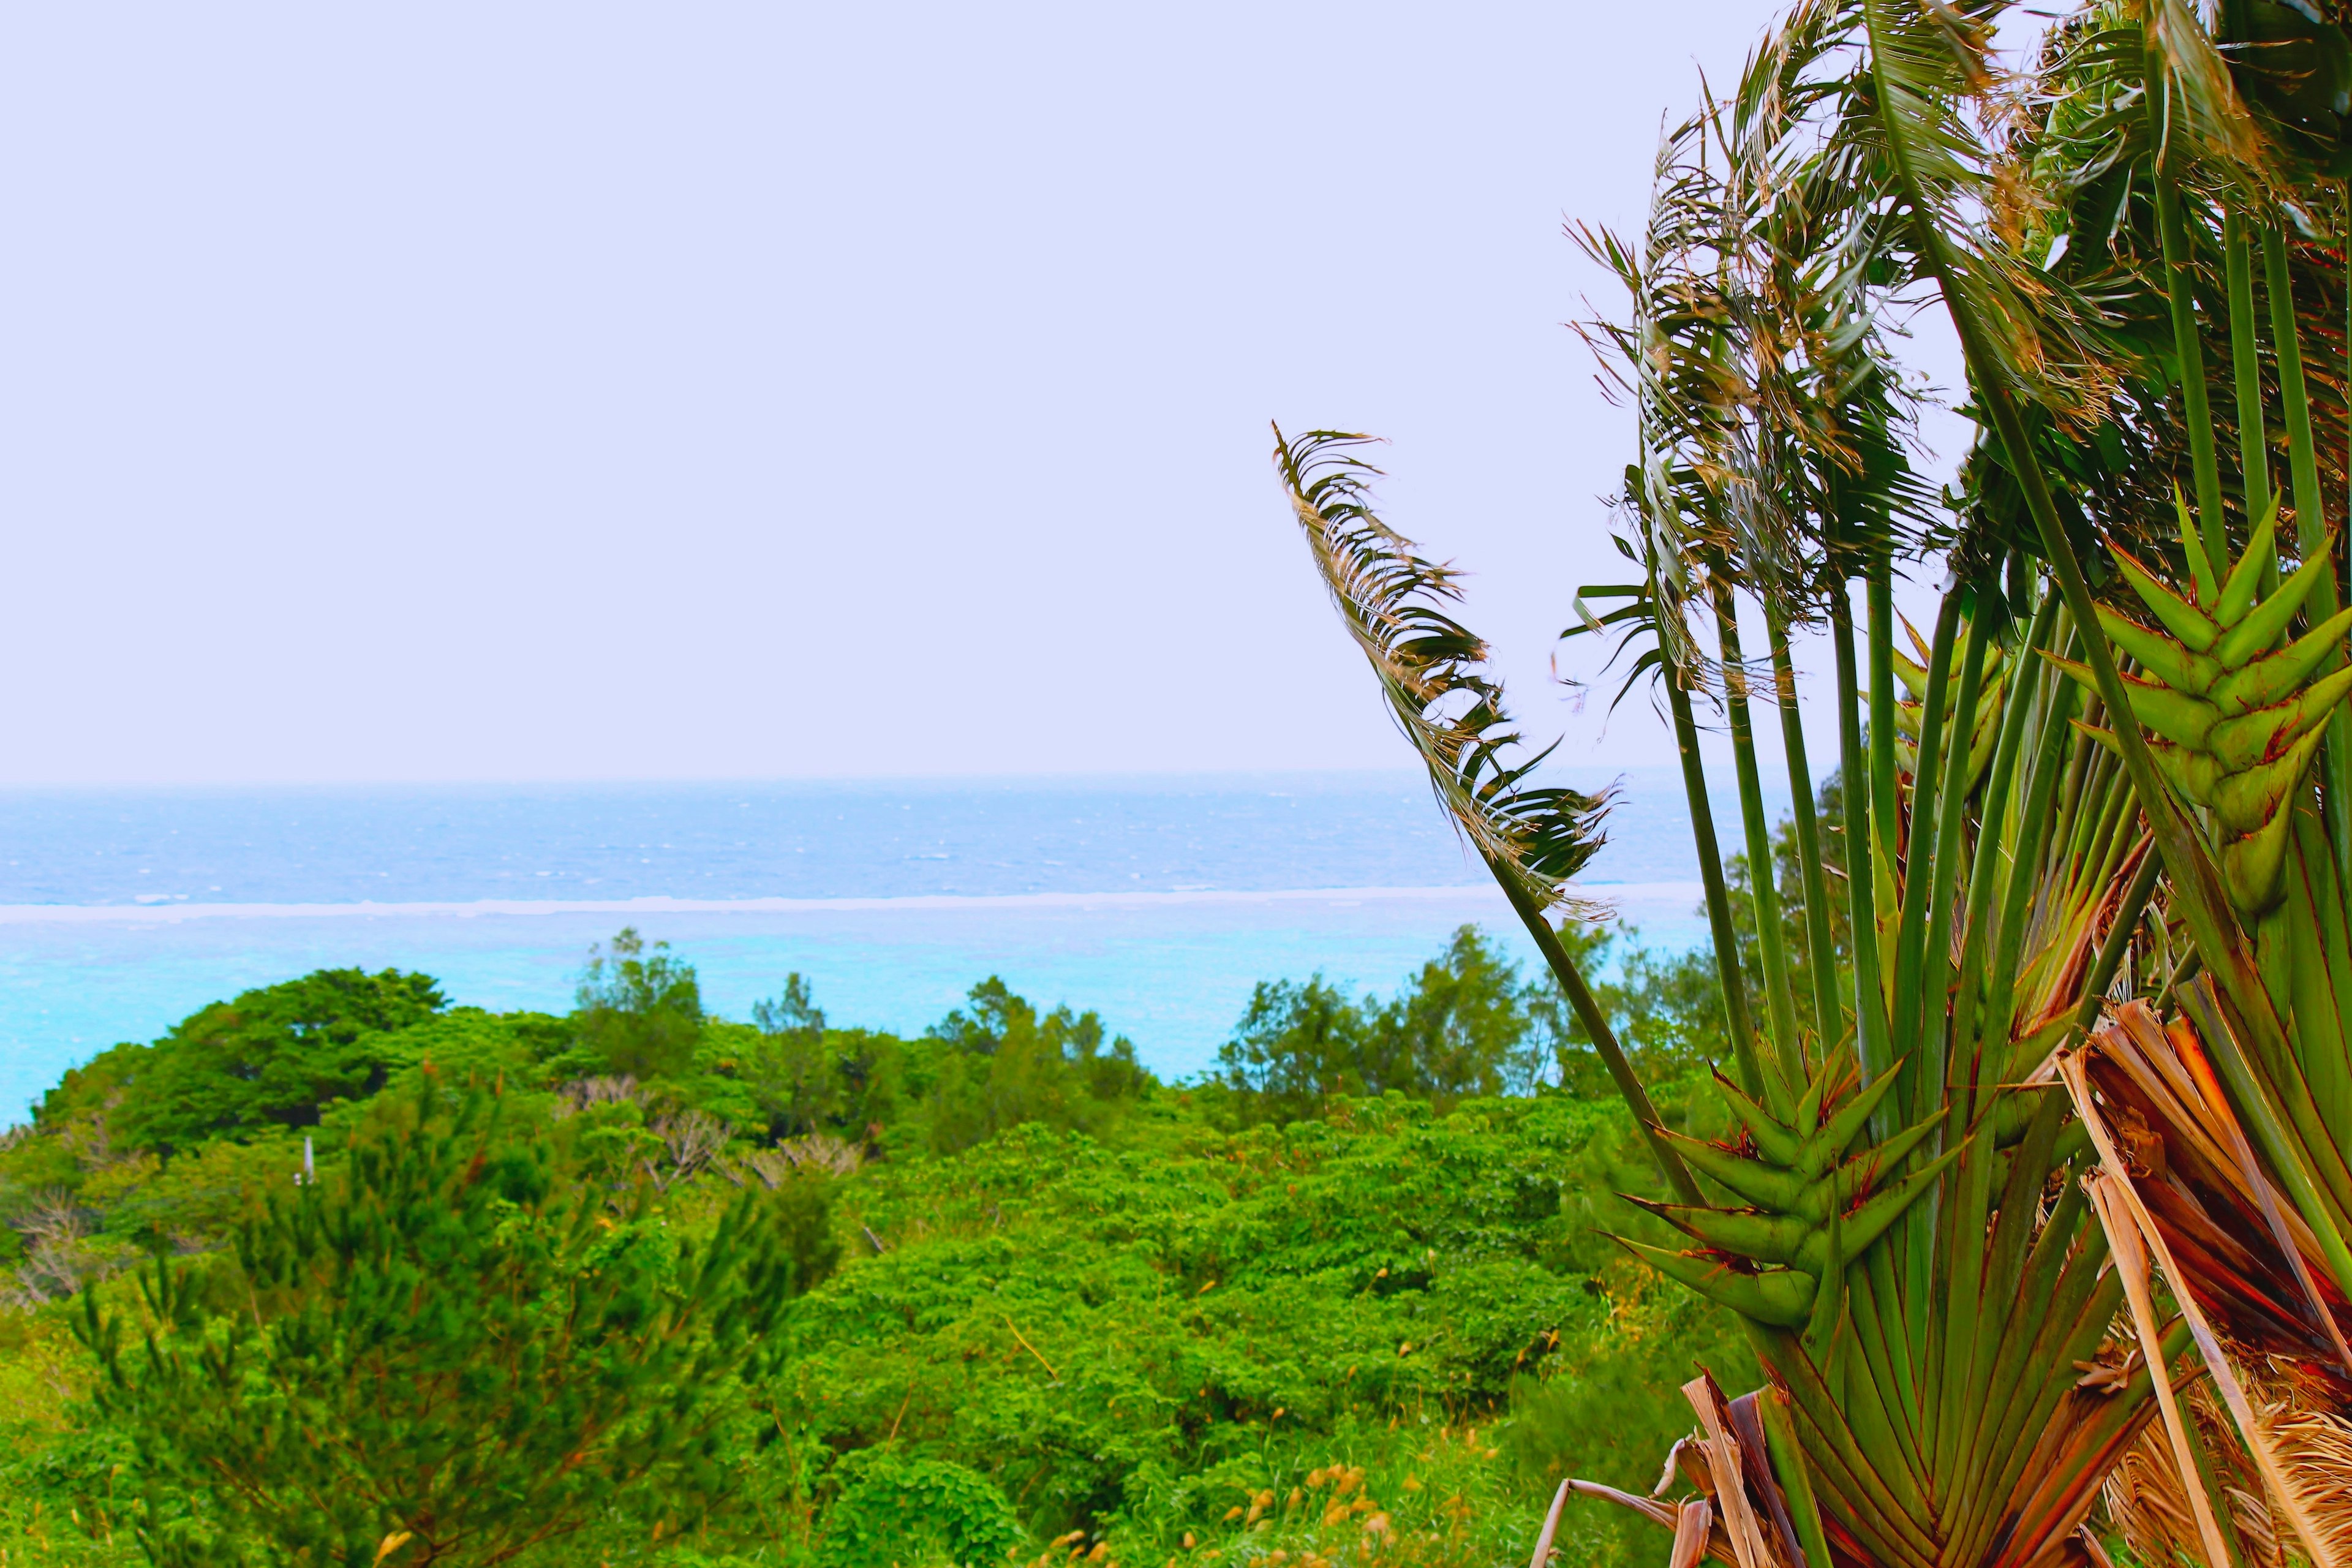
822,1449 -> 1025,1568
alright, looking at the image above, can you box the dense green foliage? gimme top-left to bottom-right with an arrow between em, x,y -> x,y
79,1081 -> 816,1566
106,968 -> 451,1155
1216,922 -> 1725,1114
0,922 -> 1745,1568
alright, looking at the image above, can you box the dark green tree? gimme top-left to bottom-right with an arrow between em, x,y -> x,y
75,1076 -> 805,1566
1216,927 -> 1550,1117
1215,975 -> 1368,1117
739,973 -> 846,1137
110,968 -> 447,1155
571,927 -> 703,1079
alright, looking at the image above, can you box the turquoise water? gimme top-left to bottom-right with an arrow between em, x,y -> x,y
0,769 -> 1750,1120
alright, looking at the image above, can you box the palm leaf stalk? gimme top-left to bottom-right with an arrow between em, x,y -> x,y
1665,614 -> 1775,1106
2261,221 -> 2352,884
1717,577 -> 1809,1098
1580,552 -> 2170,1568
1566,12 -> 2198,1560
1765,598 -> 1847,1046
2007,0 -> 2352,1350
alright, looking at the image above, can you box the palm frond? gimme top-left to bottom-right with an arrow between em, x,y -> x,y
1576,0 -> 1937,646
1856,0 -> 2120,426
1273,428 -> 1611,918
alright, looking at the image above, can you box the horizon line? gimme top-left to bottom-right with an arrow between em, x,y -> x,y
0,881 -> 1711,925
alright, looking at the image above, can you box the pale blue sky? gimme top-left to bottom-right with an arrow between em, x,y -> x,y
1,2 -> 1939,786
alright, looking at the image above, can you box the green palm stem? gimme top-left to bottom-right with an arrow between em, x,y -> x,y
1490,871 -> 1705,1207
1948,587 -> 2059,1126
2070,849 -> 2165,1043
2271,814 -> 2352,1209
1661,633 -> 1770,1105
1757,1389 -> 1837,1568
1937,1172 -> 2116,1558
2225,211 -> 2274,592
1844,1245 -> 1925,1476
1885,587 -> 1979,1365
1714,574 -> 1806,1099
1868,548 -> 1905,1038
1888,588 -> 1964,1130
2285,809 -> 2352,1158
1833,580 -> 1896,1093
1930,1083 -> 2063,1501
2263,223 -> 2352,888
1915,586 -> 1991,1111
1766,597 -> 1845,1047
2155,175 -> 2230,570
1978,617 -> 2081,1063
1825,571 -> 1919,1401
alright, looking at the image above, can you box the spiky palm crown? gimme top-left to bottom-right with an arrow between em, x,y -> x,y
2054,495 -> 2350,918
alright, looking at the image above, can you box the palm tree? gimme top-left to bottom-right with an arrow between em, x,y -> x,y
1280,0 -> 2352,1559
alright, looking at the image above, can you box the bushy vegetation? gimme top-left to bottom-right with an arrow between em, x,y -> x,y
0,922 -> 1746,1568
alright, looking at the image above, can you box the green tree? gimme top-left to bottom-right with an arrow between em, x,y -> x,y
1215,976 -> 1366,1117
572,927 -> 703,1080
739,976 -> 845,1139
922,979 -> 1147,1154
1526,922 -> 1724,1098
1365,925 -> 1543,1099
75,1077 -> 805,1566
751,973 -> 824,1040
110,969 -> 447,1155
1218,925 -> 1651,1119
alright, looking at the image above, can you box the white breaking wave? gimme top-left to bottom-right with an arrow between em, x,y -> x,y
0,881 -> 1708,925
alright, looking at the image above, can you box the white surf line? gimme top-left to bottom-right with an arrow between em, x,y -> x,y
0,881 -> 1706,925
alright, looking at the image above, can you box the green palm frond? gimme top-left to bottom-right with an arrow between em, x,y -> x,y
1272,428 -> 1611,918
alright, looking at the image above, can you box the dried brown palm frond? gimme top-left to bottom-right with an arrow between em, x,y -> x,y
2103,1371 -> 2352,1568
1568,1375 -> 1815,1568
2077,998 -> 2352,1403
2065,1030 -> 2352,1568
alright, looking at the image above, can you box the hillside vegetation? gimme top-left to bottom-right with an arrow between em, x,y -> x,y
0,924 -> 1746,1568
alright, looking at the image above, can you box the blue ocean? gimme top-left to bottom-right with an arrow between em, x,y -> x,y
0,768 -> 1757,1120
